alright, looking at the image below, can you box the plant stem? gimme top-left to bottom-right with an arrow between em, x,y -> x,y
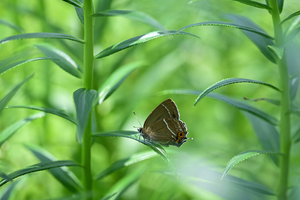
269,1 -> 291,199
82,0 -> 94,199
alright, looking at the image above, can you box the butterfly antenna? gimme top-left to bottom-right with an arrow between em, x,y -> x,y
133,111 -> 142,128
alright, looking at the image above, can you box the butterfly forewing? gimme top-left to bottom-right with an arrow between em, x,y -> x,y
144,99 -> 180,129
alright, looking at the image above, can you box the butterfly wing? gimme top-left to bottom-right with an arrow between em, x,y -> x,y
144,99 -> 180,129
143,118 -> 188,147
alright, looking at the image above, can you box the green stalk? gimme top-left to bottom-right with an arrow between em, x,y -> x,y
82,0 -> 94,199
269,1 -> 291,199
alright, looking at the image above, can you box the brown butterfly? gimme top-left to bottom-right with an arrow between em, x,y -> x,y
136,99 -> 191,147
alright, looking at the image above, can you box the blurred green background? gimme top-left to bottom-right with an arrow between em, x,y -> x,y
0,0 -> 299,199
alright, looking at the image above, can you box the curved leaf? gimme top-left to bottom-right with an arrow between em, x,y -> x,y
267,45 -> 283,60
179,21 -> 273,39
6,105 -> 76,124
231,0 -> 271,10
62,0 -> 82,7
97,61 -> 144,104
222,150 -> 280,179
35,44 -> 83,78
0,74 -> 33,115
95,30 -> 199,59
284,15 -> 300,42
0,113 -> 46,147
158,89 -> 278,125
93,10 -> 165,31
27,145 -> 83,192
92,131 -> 177,175
281,10 -> 300,24
0,57 -> 55,76
75,0 -> 84,25
0,19 -> 24,33
226,14 -> 277,63
243,97 -> 280,106
95,151 -> 157,180
194,78 -> 280,106
74,89 -> 97,143
0,33 -> 84,45
0,160 -> 80,187
0,179 -> 22,200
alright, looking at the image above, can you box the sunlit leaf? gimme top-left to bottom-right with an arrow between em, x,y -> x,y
73,89 -> 97,143
0,18 -> 24,33
27,145 -> 83,193
179,21 -> 273,39
158,89 -> 278,125
62,0 -> 82,7
226,14 -> 276,63
95,30 -> 199,59
230,0 -> 271,10
0,33 -> 84,44
0,113 -> 46,147
93,10 -> 165,31
35,43 -> 83,78
0,57 -> 55,76
222,150 -> 280,179
193,78 -> 280,106
0,74 -> 33,115
95,151 -> 157,180
97,61 -> 144,104
0,160 -> 80,187
6,105 -> 76,124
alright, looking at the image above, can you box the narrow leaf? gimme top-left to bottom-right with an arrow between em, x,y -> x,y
0,160 -> 79,187
284,15 -> 300,42
93,131 -> 177,175
73,89 -> 97,143
95,151 -> 157,180
179,21 -> 273,39
158,89 -> 278,125
0,113 -> 46,147
62,0 -> 82,7
97,61 -> 144,104
0,33 -> 84,45
0,19 -> 24,33
245,112 -> 280,165
194,78 -> 280,106
267,45 -> 284,60
93,10 -> 165,31
27,145 -> 83,192
95,30 -> 199,59
231,0 -> 271,10
75,0 -> 84,25
281,11 -> 300,24
6,105 -> 76,124
226,14 -> 276,63
243,97 -> 280,106
35,44 -> 83,78
222,150 -> 280,179
0,74 -> 33,115
0,57 -> 55,76
0,179 -> 22,200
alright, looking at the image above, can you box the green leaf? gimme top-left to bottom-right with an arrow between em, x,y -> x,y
267,45 -> 284,60
0,74 -> 33,115
0,57 -> 56,76
0,160 -> 80,187
97,61 -> 144,104
0,179 -> 22,200
179,21 -> 273,39
222,150 -> 280,179
158,89 -> 278,125
0,113 -> 46,147
226,14 -> 277,63
0,19 -> 24,33
62,0 -> 83,7
93,131 -> 177,175
243,97 -> 280,106
6,105 -> 76,124
73,89 -> 97,143
245,112 -> 280,165
35,44 -> 83,78
230,0 -> 271,10
27,145 -> 83,193
95,151 -> 157,180
284,15 -> 300,42
281,10 -> 300,24
0,33 -> 84,45
193,78 -> 280,106
75,0 -> 84,25
93,10 -> 165,31
265,0 -> 283,13
95,30 -> 200,59
100,193 -> 117,200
